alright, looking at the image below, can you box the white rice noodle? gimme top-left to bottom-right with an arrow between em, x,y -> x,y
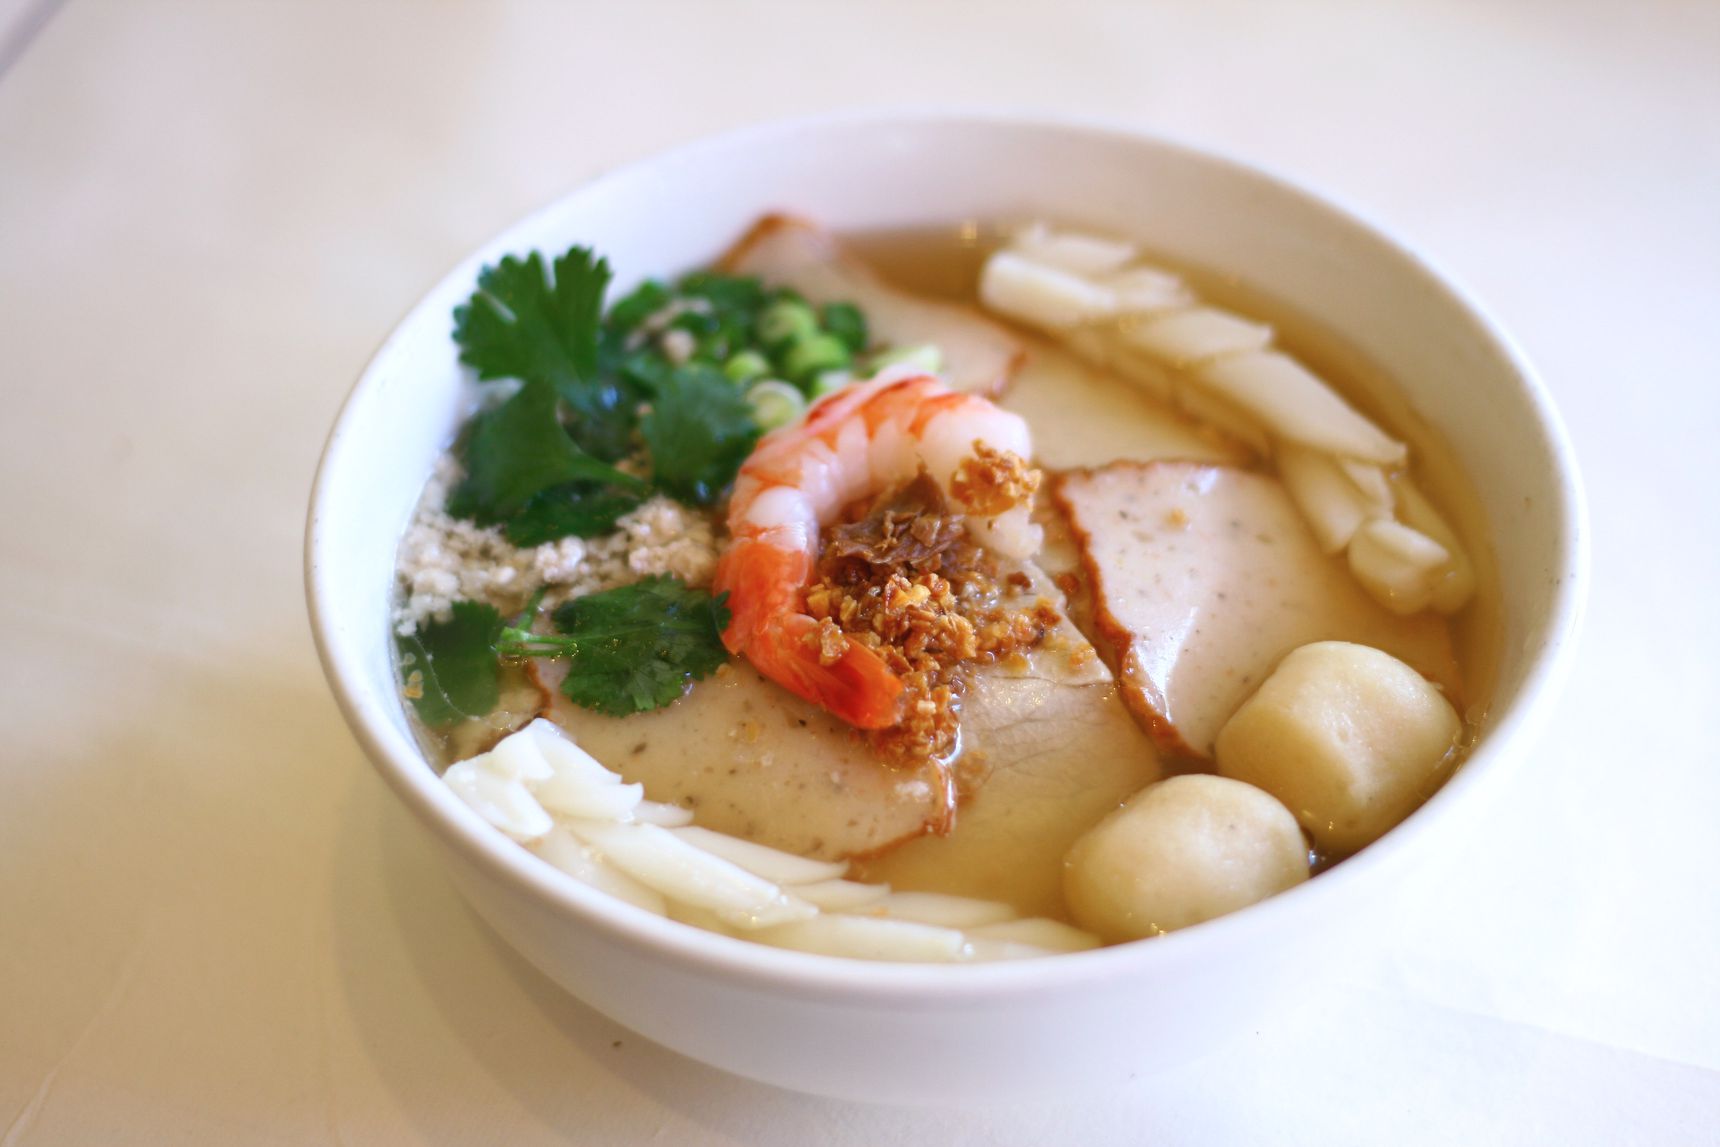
526,718 -> 623,787
1118,307 -> 1272,366
444,759 -> 554,841
1100,264 -> 1194,313
792,879 -> 892,912
671,825 -> 848,886
1174,380 -> 1270,455
536,828 -> 668,915
966,917 -> 1103,953
480,731 -> 554,783
979,251 -> 1116,332
1195,351 -> 1408,466
1392,475 -> 1477,614
631,799 -> 696,827
862,891 -> 1018,929
1277,443 -> 1379,554
1347,518 -> 1451,615
752,915 -> 972,963
566,819 -> 816,929
1010,223 -> 1138,275
535,775 -> 645,822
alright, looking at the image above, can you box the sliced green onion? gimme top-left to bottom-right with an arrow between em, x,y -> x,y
865,343 -> 944,374
819,301 -> 869,352
757,299 -> 819,348
746,380 -> 807,430
782,332 -> 851,385
723,349 -> 771,384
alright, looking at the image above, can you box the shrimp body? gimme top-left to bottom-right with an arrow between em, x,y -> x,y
714,370 -> 1036,729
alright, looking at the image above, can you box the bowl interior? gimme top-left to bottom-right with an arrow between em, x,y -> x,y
307,113 -> 1584,991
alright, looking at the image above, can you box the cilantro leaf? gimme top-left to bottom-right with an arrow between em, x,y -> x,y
605,278 -> 672,335
453,248 -> 610,401
559,376 -> 643,462
504,482 -> 644,546
447,379 -> 648,525
494,577 -> 731,716
614,347 -> 674,396
397,601 -> 504,727
676,270 -> 766,315
640,366 -> 762,506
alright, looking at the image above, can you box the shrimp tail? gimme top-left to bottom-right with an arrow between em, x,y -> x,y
761,615 -> 906,730
714,536 -> 907,729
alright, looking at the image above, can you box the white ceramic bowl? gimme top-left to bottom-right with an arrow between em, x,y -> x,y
306,112 -> 1585,1104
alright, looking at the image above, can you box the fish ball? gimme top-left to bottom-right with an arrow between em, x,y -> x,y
1215,641 -> 1460,853
1063,775 -> 1309,942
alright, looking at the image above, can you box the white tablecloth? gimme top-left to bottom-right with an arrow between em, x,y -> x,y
3,2 -> 1716,1142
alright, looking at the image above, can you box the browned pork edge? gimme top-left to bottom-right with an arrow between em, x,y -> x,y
1051,462 -> 1207,761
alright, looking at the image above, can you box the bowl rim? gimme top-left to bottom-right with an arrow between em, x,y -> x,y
305,107 -> 1588,1003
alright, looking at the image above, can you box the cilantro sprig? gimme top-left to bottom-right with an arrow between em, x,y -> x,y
496,577 -> 730,715
446,247 -> 783,543
454,248 -> 610,402
400,579 -> 730,726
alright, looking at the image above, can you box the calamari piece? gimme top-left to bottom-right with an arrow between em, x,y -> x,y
1277,443 -> 1381,554
719,215 -> 1024,395
1117,307 -> 1273,366
1010,223 -> 1138,275
1100,265 -> 1194,314
1391,474 -> 1477,614
1347,518 -> 1451,615
1173,381 -> 1271,456
997,335 -> 1250,471
1054,462 -> 1460,760
1195,351 -> 1407,465
538,659 -> 950,861
979,251 -> 1117,331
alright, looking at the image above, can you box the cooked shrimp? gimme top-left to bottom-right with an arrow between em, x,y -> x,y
714,370 -> 1039,729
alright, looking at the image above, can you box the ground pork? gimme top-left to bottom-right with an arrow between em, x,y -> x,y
392,454 -> 720,635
